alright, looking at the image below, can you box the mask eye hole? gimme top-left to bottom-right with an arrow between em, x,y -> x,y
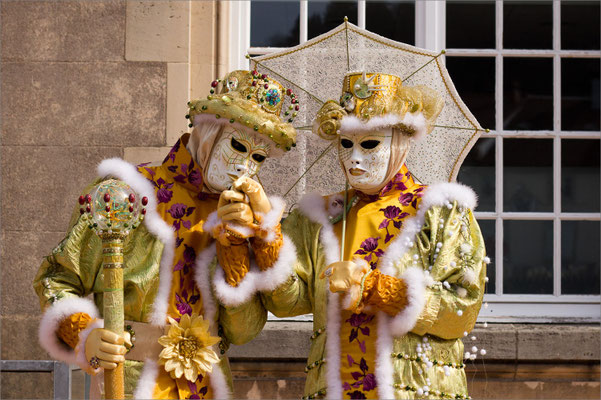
340,139 -> 353,149
360,140 -> 380,149
252,153 -> 266,163
231,137 -> 248,153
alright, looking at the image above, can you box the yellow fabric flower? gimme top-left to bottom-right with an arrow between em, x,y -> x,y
158,314 -> 221,382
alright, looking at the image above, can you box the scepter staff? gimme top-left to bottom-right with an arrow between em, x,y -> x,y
80,179 -> 146,399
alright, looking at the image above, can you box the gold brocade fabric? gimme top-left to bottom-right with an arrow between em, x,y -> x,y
57,312 -> 93,349
33,135 -> 268,399
263,165 -> 487,399
335,166 -> 423,399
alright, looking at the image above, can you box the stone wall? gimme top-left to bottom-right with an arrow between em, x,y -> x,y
0,1 -> 217,397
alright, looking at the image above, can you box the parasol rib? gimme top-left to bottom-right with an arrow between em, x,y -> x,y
402,49 -> 446,82
283,141 -> 336,198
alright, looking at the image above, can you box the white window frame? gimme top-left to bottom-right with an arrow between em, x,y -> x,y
228,0 -> 600,323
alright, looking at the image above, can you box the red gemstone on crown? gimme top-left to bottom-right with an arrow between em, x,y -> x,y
129,193 -> 135,203
78,195 -> 85,205
105,205 -> 111,212
141,197 -> 148,206
104,193 -> 111,202
211,80 -> 218,88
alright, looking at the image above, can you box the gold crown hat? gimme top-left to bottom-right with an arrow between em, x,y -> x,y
187,70 -> 297,152
314,72 -> 444,141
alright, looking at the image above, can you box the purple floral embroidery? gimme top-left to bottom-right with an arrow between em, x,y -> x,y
164,140 -> 180,163
343,313 -> 377,396
168,203 -> 187,219
175,289 -> 200,316
167,203 -> 196,231
186,378 -> 208,399
378,205 -> 410,243
380,172 -> 408,196
354,237 -> 384,263
398,191 -> 414,206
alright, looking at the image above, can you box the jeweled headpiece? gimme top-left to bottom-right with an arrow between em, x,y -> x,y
187,70 -> 298,151
314,72 -> 443,140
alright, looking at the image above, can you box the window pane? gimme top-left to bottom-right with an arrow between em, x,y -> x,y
366,1 -> 414,45
446,57 -> 495,129
504,220 -> 554,294
503,58 -> 553,130
561,58 -> 600,131
458,138 -> 495,212
478,219 -> 496,294
504,139 -> 553,212
309,1 -> 357,40
503,1 -> 552,49
561,1 -> 600,50
561,139 -> 600,213
447,1 -> 495,49
251,1 -> 300,47
562,221 -> 600,295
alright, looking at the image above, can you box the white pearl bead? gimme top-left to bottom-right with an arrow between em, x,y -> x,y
450,261 -> 456,267
413,254 -> 419,260
483,322 -> 488,328
436,242 -> 443,248
463,331 -> 468,336
483,256 -> 491,264
485,277 -> 489,282
416,388 -> 424,396
471,336 -> 476,341
471,346 -> 478,353
464,352 -> 470,359
456,310 -> 463,316
480,349 -> 487,355
470,354 -> 477,360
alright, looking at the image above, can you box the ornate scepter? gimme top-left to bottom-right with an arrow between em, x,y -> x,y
79,179 -> 146,399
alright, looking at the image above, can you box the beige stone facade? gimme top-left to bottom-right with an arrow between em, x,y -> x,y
1,1 -> 598,399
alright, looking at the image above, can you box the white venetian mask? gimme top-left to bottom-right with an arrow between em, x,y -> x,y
338,128 -> 392,191
204,127 -> 271,192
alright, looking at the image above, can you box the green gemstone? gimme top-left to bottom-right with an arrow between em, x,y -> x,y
202,105 -> 207,110
284,111 -> 289,116
247,95 -> 251,99
188,123 -> 193,128
292,142 -> 296,147
210,89 -> 215,94
185,114 -> 190,119
253,126 -> 259,131
215,114 -> 220,119
230,118 -> 235,123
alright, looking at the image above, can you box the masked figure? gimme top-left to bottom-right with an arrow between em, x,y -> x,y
258,72 -> 488,399
33,70 -> 296,399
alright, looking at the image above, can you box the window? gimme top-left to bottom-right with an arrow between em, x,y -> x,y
232,1 -> 600,322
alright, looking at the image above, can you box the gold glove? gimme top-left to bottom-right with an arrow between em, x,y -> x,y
320,259 -> 371,310
84,328 -> 131,370
232,176 -> 271,218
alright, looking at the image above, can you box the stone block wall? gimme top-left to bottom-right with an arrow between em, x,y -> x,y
0,1 -> 217,398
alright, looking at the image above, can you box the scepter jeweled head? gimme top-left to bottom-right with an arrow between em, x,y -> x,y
78,179 -> 146,237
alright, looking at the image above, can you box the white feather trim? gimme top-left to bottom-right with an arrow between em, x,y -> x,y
133,358 -> 159,399
256,196 -> 285,243
211,235 -> 297,307
74,319 -> 103,374
340,113 -> 428,140
456,286 -> 468,298
460,268 -> 478,287
193,244 -> 218,324
379,182 -> 478,277
375,312 -> 395,399
208,365 -> 232,399
97,158 -> 176,326
389,267 -> 427,336
38,297 -> 100,366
